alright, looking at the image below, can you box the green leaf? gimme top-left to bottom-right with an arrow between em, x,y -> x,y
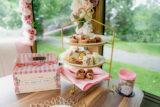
81,18 -> 86,22
78,21 -> 84,29
73,15 -> 80,19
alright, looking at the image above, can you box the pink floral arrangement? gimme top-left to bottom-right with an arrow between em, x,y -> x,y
28,28 -> 36,40
90,0 -> 99,7
71,0 -> 97,34
19,0 -> 36,46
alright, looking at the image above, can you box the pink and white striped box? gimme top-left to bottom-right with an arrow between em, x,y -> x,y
13,53 -> 60,94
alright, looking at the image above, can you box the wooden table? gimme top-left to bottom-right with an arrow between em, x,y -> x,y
0,75 -> 143,107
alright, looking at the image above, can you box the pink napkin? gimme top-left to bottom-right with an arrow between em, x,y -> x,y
61,67 -> 111,91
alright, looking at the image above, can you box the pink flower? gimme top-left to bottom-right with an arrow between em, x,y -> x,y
26,20 -> 32,25
24,15 -> 33,21
90,0 -> 99,7
82,0 -> 93,10
29,34 -> 35,40
25,3 -> 32,10
24,0 -> 32,4
28,28 -> 36,35
23,9 -> 32,15
19,0 -> 25,9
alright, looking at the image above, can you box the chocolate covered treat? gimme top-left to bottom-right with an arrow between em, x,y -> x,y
95,36 -> 101,43
88,38 -> 96,43
75,59 -> 83,65
76,69 -> 86,79
86,69 -> 94,79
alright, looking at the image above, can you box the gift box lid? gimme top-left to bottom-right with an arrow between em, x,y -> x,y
13,53 -> 59,74
16,53 -> 58,65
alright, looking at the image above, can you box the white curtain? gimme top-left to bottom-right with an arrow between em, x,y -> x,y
0,27 -> 31,77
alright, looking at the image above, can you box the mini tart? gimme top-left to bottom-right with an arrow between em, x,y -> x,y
95,36 -> 101,43
67,57 -> 76,63
70,39 -> 78,43
88,38 -> 96,43
78,40 -> 88,44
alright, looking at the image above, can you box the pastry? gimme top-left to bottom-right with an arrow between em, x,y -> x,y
72,46 -> 79,52
72,52 -> 79,59
92,52 -> 98,64
67,57 -> 76,63
79,52 -> 86,57
78,35 -> 88,43
78,39 -> 88,43
88,38 -> 96,43
65,50 -> 73,58
76,69 -> 86,79
86,69 -> 94,80
95,36 -> 101,43
90,56 -> 94,65
83,55 -> 94,66
70,39 -> 78,43
75,59 -> 83,64
70,36 -> 78,43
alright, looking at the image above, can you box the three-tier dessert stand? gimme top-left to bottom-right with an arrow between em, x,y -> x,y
61,7 -> 116,94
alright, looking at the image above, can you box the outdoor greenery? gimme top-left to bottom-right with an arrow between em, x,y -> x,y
1,0 -> 160,43
32,0 -> 72,36
0,0 -> 22,29
105,0 -> 160,43
103,61 -> 160,97
105,40 -> 160,56
37,41 -> 160,96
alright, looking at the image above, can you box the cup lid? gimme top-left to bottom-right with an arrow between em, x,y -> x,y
119,69 -> 136,81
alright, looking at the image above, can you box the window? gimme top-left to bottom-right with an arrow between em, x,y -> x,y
33,0 -> 74,56
0,0 -> 22,30
105,0 -> 160,96
35,0 -> 160,96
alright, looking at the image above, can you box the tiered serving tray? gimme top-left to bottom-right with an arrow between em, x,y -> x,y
64,35 -> 110,46
63,55 -> 105,68
61,7 -> 116,94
